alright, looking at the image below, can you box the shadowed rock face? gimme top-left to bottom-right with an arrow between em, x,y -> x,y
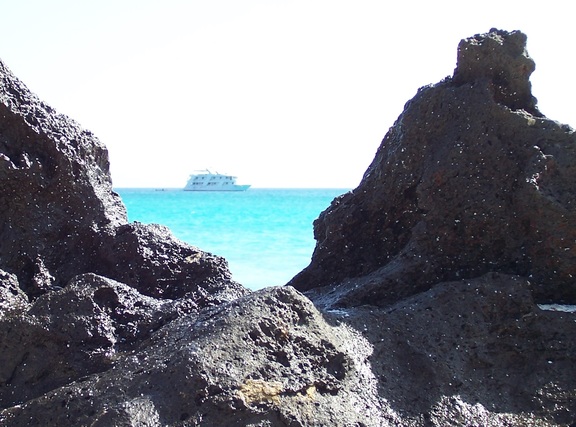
1,29 -> 576,426
0,56 -> 248,419
289,28 -> 576,307
0,59 -> 244,302
0,60 -> 125,294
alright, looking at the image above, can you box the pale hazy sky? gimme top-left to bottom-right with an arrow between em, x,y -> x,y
2,1 -> 574,188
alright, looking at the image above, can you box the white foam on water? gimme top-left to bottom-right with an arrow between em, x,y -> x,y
538,304 -> 576,313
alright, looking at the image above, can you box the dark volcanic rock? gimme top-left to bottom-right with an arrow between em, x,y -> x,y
0,287 -> 387,426
0,54 -> 247,422
2,29 -> 576,426
0,269 -> 29,319
339,273 -> 576,425
289,28 -> 576,307
0,58 -> 125,296
2,276 -> 574,426
95,222 -> 241,301
0,58 -> 245,302
0,274 -> 178,409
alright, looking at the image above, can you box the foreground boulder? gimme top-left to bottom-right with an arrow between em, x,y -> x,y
0,286 -> 388,426
0,274 -> 178,409
289,29 -> 576,307
2,275 -> 574,426
1,29 -> 576,426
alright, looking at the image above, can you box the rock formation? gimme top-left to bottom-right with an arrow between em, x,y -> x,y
0,55 -> 248,420
290,28 -> 576,308
0,58 -> 243,301
1,29 -> 576,426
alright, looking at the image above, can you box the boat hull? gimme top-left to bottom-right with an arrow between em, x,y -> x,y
183,185 -> 250,192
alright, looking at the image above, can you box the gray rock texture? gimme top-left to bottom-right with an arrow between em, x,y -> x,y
0,285 -> 388,426
289,28 -> 576,308
0,54 -> 248,420
1,28 -> 576,426
0,59 -> 242,301
2,274 -> 573,426
339,273 -> 576,426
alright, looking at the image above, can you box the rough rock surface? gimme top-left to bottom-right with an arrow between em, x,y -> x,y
289,29 -> 576,308
0,55 -> 247,421
340,273 -> 576,426
2,274 -> 574,426
1,28 -> 576,426
0,59 -> 242,301
0,286 -> 388,426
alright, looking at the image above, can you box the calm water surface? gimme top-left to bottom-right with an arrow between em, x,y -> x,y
115,188 -> 349,289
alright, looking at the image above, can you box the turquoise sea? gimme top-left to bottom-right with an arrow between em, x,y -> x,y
115,188 -> 349,290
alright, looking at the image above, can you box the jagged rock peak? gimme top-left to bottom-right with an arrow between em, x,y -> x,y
289,29 -> 576,307
453,28 -> 539,114
0,58 -> 245,301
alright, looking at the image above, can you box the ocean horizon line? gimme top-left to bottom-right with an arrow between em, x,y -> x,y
113,186 -> 354,191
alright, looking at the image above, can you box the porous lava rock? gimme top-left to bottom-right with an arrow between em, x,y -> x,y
336,273 -> 576,426
2,28 -> 576,426
0,286 -> 388,426
0,274 -> 179,410
2,275 -> 574,426
0,59 -> 245,302
289,28 -> 576,307
0,55 -> 246,422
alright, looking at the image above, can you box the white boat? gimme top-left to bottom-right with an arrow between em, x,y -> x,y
183,170 -> 250,191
